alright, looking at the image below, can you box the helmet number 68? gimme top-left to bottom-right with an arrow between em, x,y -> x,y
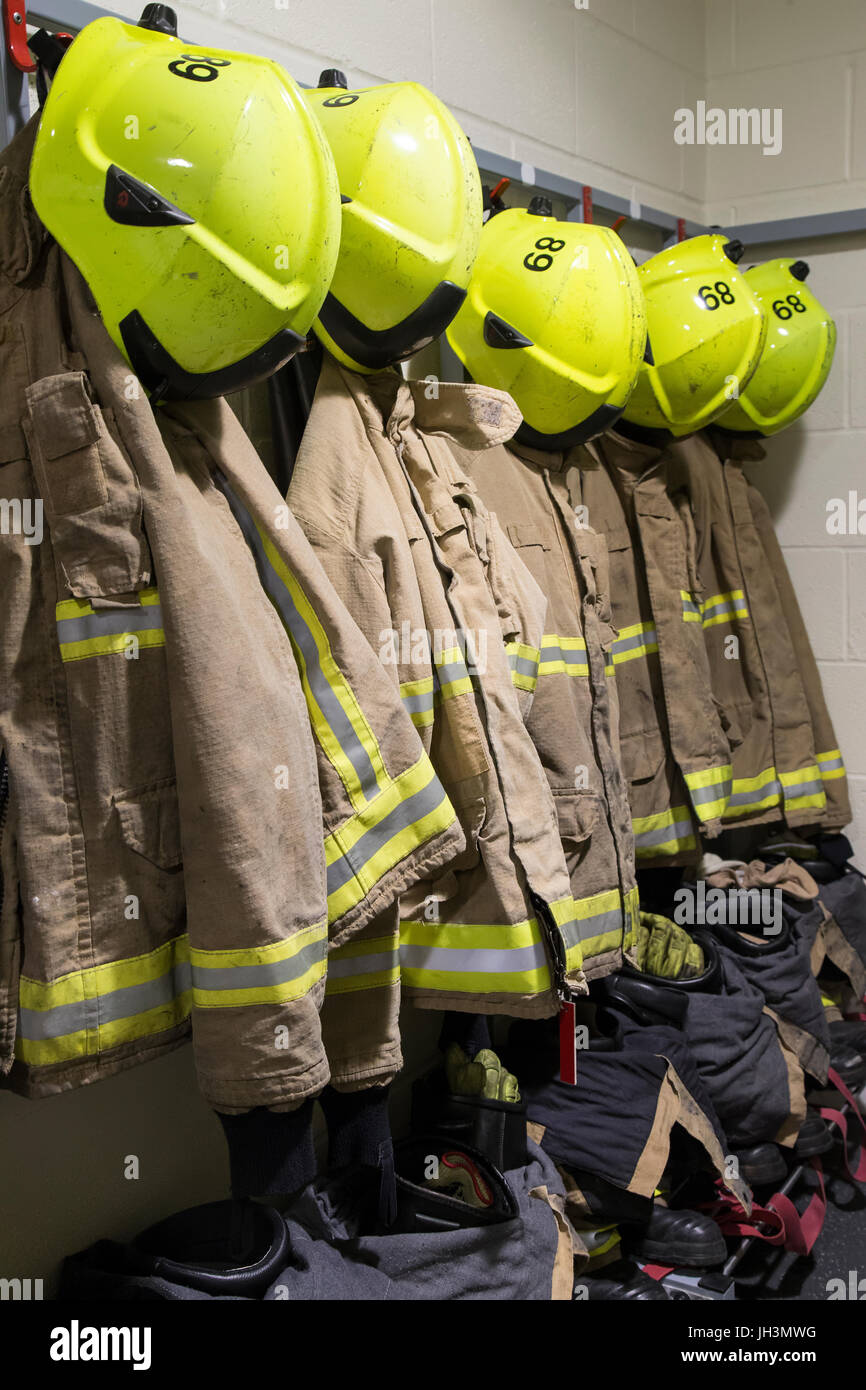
168,55 -> 232,82
697,282 -> 736,310
772,295 -> 808,319
524,237 -> 566,272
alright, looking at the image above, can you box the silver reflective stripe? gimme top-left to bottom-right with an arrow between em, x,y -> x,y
557,907 -> 621,952
726,779 -> 782,809
326,773 -> 449,897
213,472 -> 381,801
784,776 -> 824,798
191,939 -> 327,993
327,950 -> 398,979
634,817 -> 696,849
701,598 -> 741,622
401,687 -> 435,716
17,960 -> 192,1041
539,641 -> 586,669
509,652 -> 540,679
435,653 -> 473,687
818,755 -> 844,772
56,605 -> 164,644
682,597 -> 701,619
612,627 -> 658,656
400,941 -> 548,975
688,778 -> 732,807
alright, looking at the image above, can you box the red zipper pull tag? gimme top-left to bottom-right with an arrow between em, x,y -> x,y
559,999 -> 578,1085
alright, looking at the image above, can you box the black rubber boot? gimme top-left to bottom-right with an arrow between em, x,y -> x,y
620,1204 -> 727,1269
829,1019 -> 866,1054
576,1258 -> 670,1301
828,1042 -> 866,1090
732,1142 -> 787,1187
792,1110 -> 834,1159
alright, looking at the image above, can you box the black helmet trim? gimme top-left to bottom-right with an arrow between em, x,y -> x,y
515,399 -> 625,452
104,165 -> 195,229
120,310 -> 306,400
482,311 -> 533,350
318,279 -> 467,371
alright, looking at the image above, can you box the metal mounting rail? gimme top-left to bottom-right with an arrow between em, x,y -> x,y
3,0 -> 864,249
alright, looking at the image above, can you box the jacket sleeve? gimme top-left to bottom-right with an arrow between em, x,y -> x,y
747,480 -> 851,829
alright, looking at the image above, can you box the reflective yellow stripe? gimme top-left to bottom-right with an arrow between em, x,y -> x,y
56,587 -> 165,663
325,934 -> 400,995
723,765 -> 783,819
816,748 -> 846,782
257,525 -> 390,811
683,763 -> 732,821
60,630 -> 167,662
190,922 -> 328,1007
538,634 -> 589,677
325,754 -> 456,925
400,916 -> 553,995
55,588 -> 161,621
506,640 -> 541,693
779,764 -> 826,813
633,806 -> 698,858
610,621 -> 659,665
399,676 -> 436,728
16,921 -> 333,1062
681,591 -> 701,623
17,936 -> 192,1066
700,589 -> 749,629
214,473 -> 391,813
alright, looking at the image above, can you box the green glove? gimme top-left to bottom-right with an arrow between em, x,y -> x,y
445,1042 -> 521,1103
636,912 -> 704,980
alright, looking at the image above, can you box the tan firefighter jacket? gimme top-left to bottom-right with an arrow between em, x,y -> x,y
0,119 -> 462,1111
458,438 -> 638,979
288,357 -> 638,1029
707,430 -> 849,831
579,430 -> 732,859
665,432 -> 784,826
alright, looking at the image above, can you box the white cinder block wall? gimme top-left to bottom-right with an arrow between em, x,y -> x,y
741,237 -> 866,869
4,0 -> 864,1284
703,0 -> 866,865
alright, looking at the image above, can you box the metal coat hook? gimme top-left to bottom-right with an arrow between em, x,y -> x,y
3,0 -> 36,71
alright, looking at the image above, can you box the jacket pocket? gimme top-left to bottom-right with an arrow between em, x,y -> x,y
621,730 -> 667,787
24,372 -> 151,599
554,790 -> 601,878
113,777 -> 182,871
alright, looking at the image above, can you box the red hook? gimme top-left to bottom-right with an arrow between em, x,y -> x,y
3,0 -> 36,73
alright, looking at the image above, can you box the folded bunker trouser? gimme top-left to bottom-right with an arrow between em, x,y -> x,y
504,1016 -> 748,1212
664,898 -> 807,1149
699,903 -> 831,1083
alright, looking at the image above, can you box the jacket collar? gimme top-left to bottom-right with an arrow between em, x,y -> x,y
707,427 -> 767,466
506,438 -> 597,474
330,357 -> 523,451
592,425 -> 669,478
0,117 -> 51,286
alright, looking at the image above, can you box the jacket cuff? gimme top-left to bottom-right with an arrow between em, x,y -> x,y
217,1100 -> 317,1198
